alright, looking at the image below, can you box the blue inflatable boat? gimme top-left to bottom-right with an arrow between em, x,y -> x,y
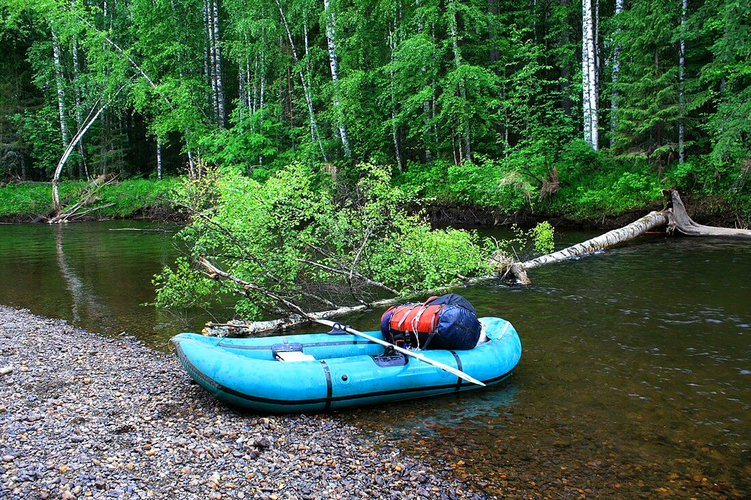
171,317 -> 522,413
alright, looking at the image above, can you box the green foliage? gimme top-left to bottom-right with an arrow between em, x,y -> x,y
529,221 -> 554,254
153,257 -> 219,310
154,163 -> 494,318
0,0 -> 747,225
96,178 -> 179,217
0,181 -> 83,216
488,222 -> 555,260
548,159 -> 664,219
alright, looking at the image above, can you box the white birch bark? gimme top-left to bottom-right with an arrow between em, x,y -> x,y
52,29 -> 69,147
251,54 -> 258,117
204,0 -> 218,120
187,150 -> 196,179
71,35 -> 88,178
388,25 -> 403,172
416,0 -> 432,161
678,0 -> 687,163
582,7 -> 591,145
259,34 -> 266,116
50,80 -> 129,215
589,0 -> 599,149
211,0 -> 225,127
323,0 -> 352,158
238,60 -> 246,120
595,0 -> 600,97
52,101 -> 107,214
274,0 -> 328,162
582,0 -> 597,149
156,140 -> 162,180
303,19 -> 315,143
258,32 -> 266,167
448,1 -> 471,162
610,0 -> 623,147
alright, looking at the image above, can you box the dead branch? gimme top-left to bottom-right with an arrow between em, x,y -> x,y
48,175 -> 118,224
665,189 -> 751,238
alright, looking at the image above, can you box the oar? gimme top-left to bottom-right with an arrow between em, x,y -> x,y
314,319 -> 485,387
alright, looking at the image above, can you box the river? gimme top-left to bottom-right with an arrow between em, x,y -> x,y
0,220 -> 748,498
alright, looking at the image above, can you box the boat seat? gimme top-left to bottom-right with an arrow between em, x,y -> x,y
274,351 -> 316,362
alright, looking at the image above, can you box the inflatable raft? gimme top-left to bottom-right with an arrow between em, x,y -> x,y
171,317 -> 522,413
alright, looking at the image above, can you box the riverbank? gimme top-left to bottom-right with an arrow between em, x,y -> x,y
0,179 -> 181,223
0,306 -> 486,500
2,176 -> 748,229
422,193 -> 747,230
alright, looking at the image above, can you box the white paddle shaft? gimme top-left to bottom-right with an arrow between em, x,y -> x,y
315,319 -> 485,387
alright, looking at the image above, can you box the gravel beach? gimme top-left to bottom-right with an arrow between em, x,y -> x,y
0,306 -> 486,500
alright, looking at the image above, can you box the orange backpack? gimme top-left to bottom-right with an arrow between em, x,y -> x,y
381,296 -> 444,348
380,294 -> 481,350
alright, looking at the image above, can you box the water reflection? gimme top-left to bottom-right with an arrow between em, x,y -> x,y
387,383 -> 521,435
0,221 -> 214,344
54,224 -> 111,325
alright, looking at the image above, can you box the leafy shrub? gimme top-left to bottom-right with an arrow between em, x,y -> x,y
155,163 -> 495,319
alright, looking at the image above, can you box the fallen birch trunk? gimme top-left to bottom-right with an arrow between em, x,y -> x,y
508,210 -> 668,284
508,189 -> 751,283
203,189 -> 749,335
200,258 -> 494,336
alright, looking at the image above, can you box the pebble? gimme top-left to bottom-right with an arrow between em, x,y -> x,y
0,306 -> 484,499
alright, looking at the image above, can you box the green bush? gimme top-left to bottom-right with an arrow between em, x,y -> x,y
155,163 -> 495,318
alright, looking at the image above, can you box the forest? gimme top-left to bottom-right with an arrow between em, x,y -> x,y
0,0 -> 749,220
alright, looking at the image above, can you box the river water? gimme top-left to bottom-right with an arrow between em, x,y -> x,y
1,220 -> 748,498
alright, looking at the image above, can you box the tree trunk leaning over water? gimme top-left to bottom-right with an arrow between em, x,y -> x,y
51,81 -> 130,216
508,189 -> 751,284
507,210 -> 668,284
202,190 -> 750,335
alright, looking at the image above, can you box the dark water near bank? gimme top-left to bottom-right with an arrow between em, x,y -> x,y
0,221 -> 749,498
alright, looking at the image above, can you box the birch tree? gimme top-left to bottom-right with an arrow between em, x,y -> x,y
447,0 -> 471,162
71,26 -> 88,178
274,0 -> 327,162
156,140 -> 162,180
388,22 -> 403,172
581,0 -> 598,149
51,29 -> 69,148
211,0 -> 225,126
203,0 -> 218,120
610,0 -> 623,147
322,0 -> 352,158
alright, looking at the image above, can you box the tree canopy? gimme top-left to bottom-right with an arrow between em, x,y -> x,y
0,0 -> 747,194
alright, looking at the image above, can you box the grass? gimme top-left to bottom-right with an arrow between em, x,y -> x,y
0,178 -> 179,218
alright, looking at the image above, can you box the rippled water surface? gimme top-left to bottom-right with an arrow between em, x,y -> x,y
0,221 -> 749,498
